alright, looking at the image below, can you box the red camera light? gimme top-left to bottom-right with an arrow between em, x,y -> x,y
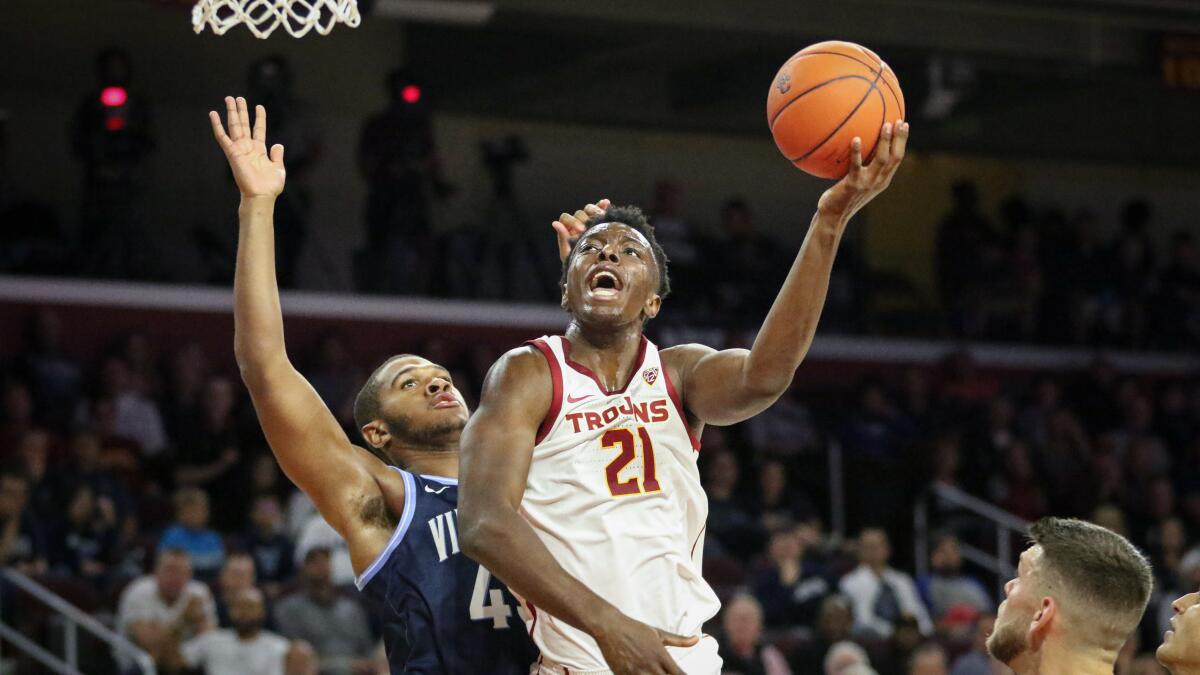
402,84 -> 422,104
100,86 -> 128,108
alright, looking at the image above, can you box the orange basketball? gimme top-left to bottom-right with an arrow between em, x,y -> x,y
767,41 -> 905,179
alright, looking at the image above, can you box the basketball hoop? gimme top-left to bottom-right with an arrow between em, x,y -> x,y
192,0 -> 360,39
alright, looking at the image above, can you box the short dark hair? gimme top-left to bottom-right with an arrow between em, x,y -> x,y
560,204 -> 671,299
1030,517 -> 1152,644
352,354 -> 416,440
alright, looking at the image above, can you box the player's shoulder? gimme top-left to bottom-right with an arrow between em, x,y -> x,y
485,344 -> 552,385
659,342 -> 717,375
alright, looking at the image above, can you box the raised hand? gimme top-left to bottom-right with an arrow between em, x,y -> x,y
552,198 -> 611,263
817,119 -> 909,220
209,96 -> 286,200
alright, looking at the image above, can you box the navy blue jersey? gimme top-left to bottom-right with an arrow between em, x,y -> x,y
356,469 -> 538,674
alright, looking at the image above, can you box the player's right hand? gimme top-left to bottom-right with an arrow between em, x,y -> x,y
209,96 -> 286,200
552,198 -> 610,263
594,613 -> 698,675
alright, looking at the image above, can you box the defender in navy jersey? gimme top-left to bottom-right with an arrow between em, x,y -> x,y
211,97 -> 535,674
356,471 -> 536,673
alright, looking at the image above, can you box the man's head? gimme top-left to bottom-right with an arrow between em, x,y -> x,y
987,517 -> 1153,670
353,354 -> 468,464
155,548 -> 193,603
858,528 -> 891,571
818,595 -> 854,642
250,494 -> 283,534
228,587 -> 267,638
220,553 -> 256,597
930,533 -> 963,575
825,640 -> 871,675
300,547 -> 334,598
907,643 -> 948,675
722,594 -> 764,653
1158,591 -> 1200,673
174,488 -> 210,530
767,527 -> 803,567
560,205 -> 670,329
0,470 -> 29,518
759,460 -> 787,499
203,376 -> 235,424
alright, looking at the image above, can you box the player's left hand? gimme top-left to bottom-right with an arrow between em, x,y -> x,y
552,198 -> 611,263
817,119 -> 909,221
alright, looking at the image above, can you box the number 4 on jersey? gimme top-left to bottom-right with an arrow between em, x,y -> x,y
470,566 -> 530,629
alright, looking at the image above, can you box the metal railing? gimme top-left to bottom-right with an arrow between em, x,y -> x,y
0,567 -> 156,675
913,481 -> 1029,598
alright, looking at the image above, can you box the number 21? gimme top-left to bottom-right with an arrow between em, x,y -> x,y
600,427 -> 661,496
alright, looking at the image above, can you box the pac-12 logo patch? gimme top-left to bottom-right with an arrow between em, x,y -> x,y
642,367 -> 660,386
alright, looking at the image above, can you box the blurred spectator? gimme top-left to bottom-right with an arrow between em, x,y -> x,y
989,440 -> 1046,522
934,181 -> 997,337
159,488 -> 225,580
175,375 -> 244,527
647,179 -> 701,308
907,643 -> 949,675
162,341 -> 209,444
839,528 -> 932,639
0,379 -> 36,449
0,469 -> 47,575
216,552 -> 258,628
825,640 -> 874,675
792,595 -> 855,674
71,47 -> 154,278
884,615 -> 928,675
750,460 -> 817,532
706,198 -> 785,322
949,614 -> 1005,675
747,386 -> 820,461
295,513 -> 356,587
49,484 -> 117,584
357,67 -> 448,294
174,587 -> 299,675
916,533 -> 991,623
718,593 -> 792,675
244,494 -> 295,596
752,526 -> 830,629
100,355 -> 167,459
307,332 -> 363,429
17,310 -> 82,422
1152,231 -> 1200,349
275,548 -> 376,675
704,450 -> 760,558
117,548 -> 217,662
842,380 -> 915,530
247,55 -> 321,289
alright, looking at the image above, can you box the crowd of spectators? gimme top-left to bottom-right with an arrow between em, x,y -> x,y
0,306 -> 1196,674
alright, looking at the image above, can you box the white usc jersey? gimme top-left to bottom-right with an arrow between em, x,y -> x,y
521,335 -> 721,672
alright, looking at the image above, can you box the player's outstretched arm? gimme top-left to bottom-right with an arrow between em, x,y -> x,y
458,348 -> 695,675
666,120 -> 910,426
212,97 -> 393,568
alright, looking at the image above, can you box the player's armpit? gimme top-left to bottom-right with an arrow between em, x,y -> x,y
662,343 -> 788,427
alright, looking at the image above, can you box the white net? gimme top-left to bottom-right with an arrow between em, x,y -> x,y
192,0 -> 360,39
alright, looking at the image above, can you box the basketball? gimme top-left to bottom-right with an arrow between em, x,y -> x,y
767,40 -> 905,179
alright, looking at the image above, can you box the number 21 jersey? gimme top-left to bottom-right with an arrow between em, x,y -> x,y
522,336 -> 721,671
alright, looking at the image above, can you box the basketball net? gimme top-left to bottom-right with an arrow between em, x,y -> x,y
192,0 -> 360,39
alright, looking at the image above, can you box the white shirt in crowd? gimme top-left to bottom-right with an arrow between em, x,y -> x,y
182,629 -> 290,675
839,564 -> 933,637
116,575 -> 217,637
294,514 -> 356,586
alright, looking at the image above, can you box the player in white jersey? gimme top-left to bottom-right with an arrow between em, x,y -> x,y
459,119 -> 910,675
